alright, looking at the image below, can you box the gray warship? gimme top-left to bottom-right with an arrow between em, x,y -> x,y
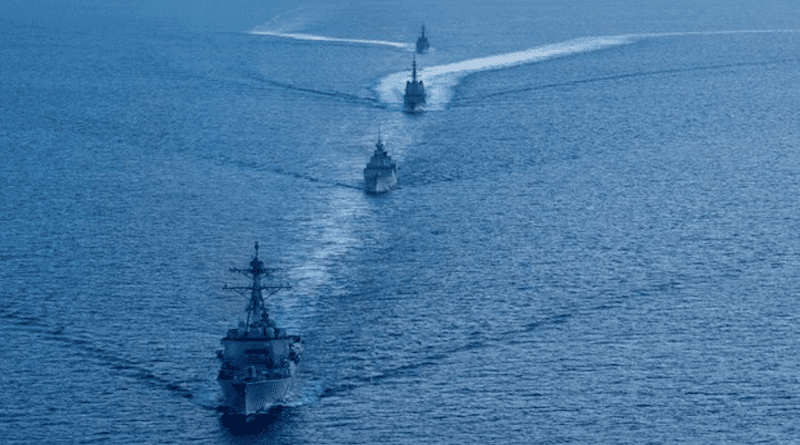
416,23 -> 430,53
403,56 -> 426,112
363,132 -> 398,194
217,243 -> 303,416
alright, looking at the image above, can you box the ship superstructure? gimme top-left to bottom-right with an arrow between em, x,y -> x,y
363,131 -> 398,194
416,23 -> 430,53
403,56 -> 426,112
217,243 -> 302,416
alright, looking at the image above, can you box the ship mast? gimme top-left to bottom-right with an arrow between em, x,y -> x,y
412,55 -> 418,83
225,242 -> 288,333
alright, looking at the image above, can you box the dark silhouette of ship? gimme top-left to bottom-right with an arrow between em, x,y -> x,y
363,131 -> 398,194
403,56 -> 426,112
217,243 -> 303,416
416,23 -> 429,53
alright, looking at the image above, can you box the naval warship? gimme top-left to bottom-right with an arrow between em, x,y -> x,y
217,243 -> 303,416
403,56 -> 426,112
416,23 -> 430,53
363,132 -> 398,194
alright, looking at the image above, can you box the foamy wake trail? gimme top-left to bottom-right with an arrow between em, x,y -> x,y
375,36 -> 635,110
249,30 -> 413,50
374,29 -> 800,109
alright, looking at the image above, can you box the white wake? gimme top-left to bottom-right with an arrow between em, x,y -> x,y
374,29 -> 800,110
374,36 -> 636,110
247,27 -> 800,110
249,30 -> 413,50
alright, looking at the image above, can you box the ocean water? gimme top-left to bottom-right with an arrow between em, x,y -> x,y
2,0 -> 800,443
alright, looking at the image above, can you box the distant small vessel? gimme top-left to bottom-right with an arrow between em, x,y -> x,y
217,243 -> 303,416
415,23 -> 430,53
363,132 -> 398,194
403,56 -> 426,112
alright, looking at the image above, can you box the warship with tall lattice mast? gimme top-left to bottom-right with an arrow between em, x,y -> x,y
217,243 -> 302,416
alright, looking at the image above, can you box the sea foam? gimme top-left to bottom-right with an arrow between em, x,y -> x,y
249,30 -> 413,50
249,28 -> 799,110
374,36 -> 636,110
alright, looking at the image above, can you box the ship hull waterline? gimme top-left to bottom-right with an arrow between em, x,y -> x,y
365,174 -> 398,194
219,377 -> 294,416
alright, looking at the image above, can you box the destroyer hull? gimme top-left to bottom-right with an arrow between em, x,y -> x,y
403,94 -> 425,112
219,377 -> 294,415
365,174 -> 397,194
217,245 -> 303,417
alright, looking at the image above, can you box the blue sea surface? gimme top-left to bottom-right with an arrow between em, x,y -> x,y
2,1 -> 800,443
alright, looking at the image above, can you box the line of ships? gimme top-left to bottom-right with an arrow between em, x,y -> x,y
217,26 -> 431,418
363,24 -> 429,194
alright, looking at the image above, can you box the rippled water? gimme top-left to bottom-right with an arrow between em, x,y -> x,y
2,1 -> 800,443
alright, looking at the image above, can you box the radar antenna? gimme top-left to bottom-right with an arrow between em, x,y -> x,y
224,242 -> 290,333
